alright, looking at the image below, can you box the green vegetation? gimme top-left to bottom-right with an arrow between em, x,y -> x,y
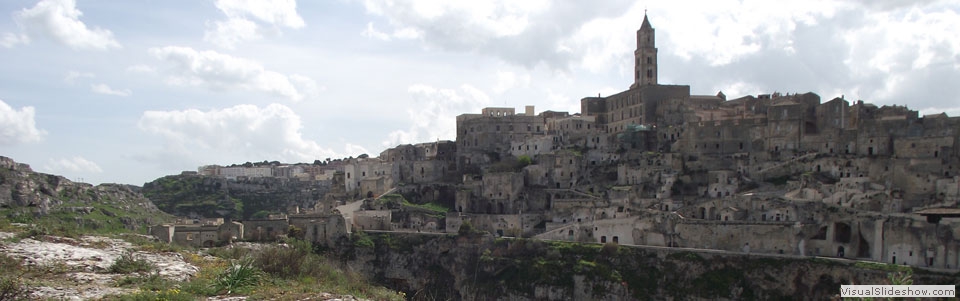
488,155 -> 534,172
854,261 -> 913,273
0,200 -> 400,299
107,288 -> 194,301
212,258 -> 263,294
352,231 -> 375,248
103,237 -> 405,300
379,193 -> 449,217
0,254 -> 27,301
109,252 -> 155,274
478,239 -> 627,294
2,199 -> 166,237
691,267 -> 746,298
402,200 -> 448,215
457,220 -> 485,237
667,251 -> 705,262
566,145 -> 588,157
765,175 -> 791,186
143,175 -> 244,219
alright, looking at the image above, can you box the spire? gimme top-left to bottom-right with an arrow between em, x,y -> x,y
640,11 -> 652,30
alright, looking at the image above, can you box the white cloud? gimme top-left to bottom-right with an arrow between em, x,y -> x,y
44,156 -> 102,173
138,103 -> 343,163
150,46 -> 319,101
712,81 -> 763,100
0,33 -> 29,48
361,22 -> 391,41
205,0 -> 305,48
0,98 -> 46,146
12,0 -> 120,50
64,70 -> 94,84
492,70 -> 531,94
361,0 -> 590,68
382,84 -> 491,147
215,0 -> 305,29
919,106 -> 960,117
361,22 -> 422,41
205,17 -> 261,49
91,83 -> 132,97
126,64 -> 155,73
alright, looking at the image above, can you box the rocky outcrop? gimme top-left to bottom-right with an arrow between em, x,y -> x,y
0,231 -> 198,300
142,174 -> 332,219
341,233 -> 960,300
0,156 -> 167,230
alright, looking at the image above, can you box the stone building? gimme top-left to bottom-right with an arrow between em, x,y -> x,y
149,218 -> 243,248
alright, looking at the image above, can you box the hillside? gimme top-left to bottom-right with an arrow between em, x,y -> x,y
0,156 -> 171,234
0,155 -> 401,300
342,232 -> 960,300
142,174 -> 333,220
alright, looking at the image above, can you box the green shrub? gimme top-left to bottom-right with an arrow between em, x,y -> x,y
206,245 -> 251,260
212,258 -> 263,294
17,224 -> 50,239
115,272 -> 172,291
457,221 -> 484,237
0,276 -> 28,301
287,225 -> 304,240
600,242 -> 619,257
352,231 -> 375,248
252,242 -> 320,278
109,252 -> 155,274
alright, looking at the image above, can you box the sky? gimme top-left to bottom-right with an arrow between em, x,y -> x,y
1,0 -> 959,186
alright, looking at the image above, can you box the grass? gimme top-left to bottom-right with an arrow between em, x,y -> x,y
105,237 -> 405,300
122,234 -> 187,253
104,288 -> 194,301
401,200 -> 449,214
854,261 -> 913,273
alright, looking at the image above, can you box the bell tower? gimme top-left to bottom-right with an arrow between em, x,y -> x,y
633,12 -> 657,88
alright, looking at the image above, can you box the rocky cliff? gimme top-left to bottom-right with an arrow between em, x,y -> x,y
0,156 -> 168,232
340,233 -> 959,300
142,174 -> 332,219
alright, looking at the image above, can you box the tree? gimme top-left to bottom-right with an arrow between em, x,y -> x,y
517,155 -> 533,167
287,225 -> 304,240
458,220 -> 481,236
358,154 -> 370,159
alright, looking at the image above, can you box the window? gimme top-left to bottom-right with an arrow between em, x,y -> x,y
646,57 -> 652,64
646,69 -> 652,77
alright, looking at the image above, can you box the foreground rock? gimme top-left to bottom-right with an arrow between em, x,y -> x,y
0,232 -> 198,300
